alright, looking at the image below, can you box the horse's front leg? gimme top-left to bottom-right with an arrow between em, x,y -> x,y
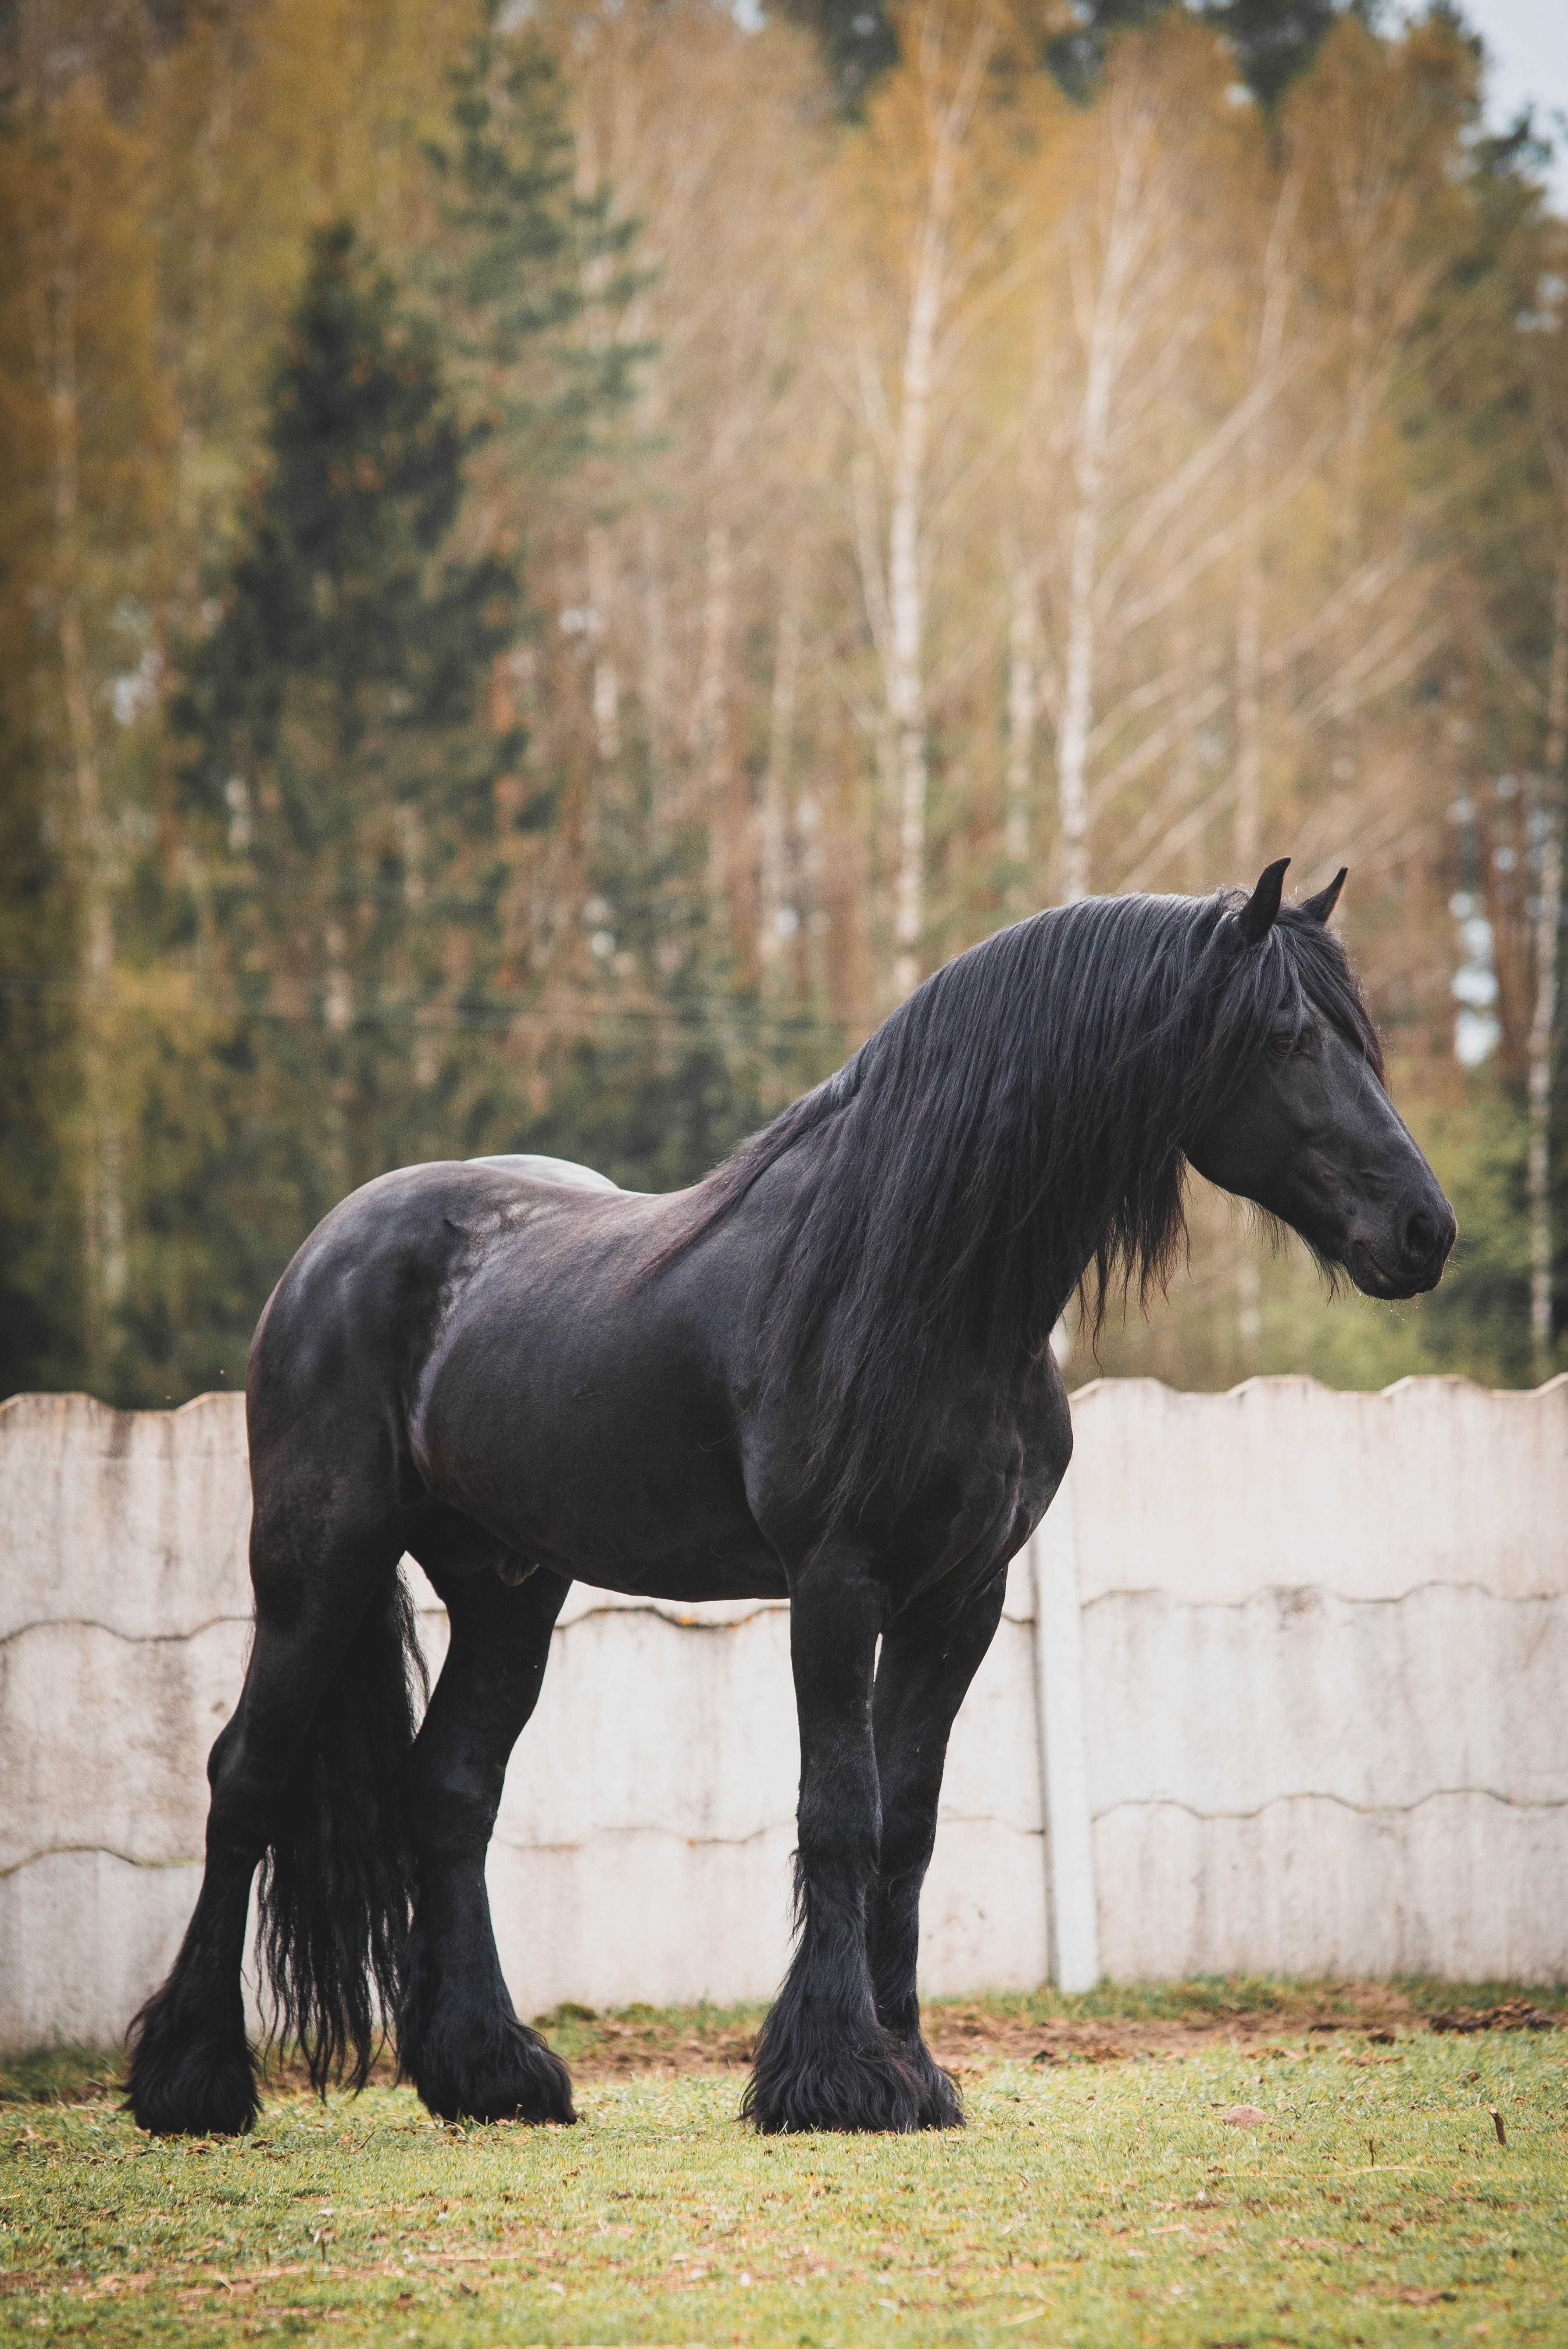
867,1568 -> 1010,2128
746,1554 -> 925,2133
398,1562 -> 576,2124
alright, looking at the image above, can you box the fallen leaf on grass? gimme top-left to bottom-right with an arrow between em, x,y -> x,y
1025,2035 -> 1121,2065
1365,2284 -> 1457,2306
1429,2002 -> 1559,2035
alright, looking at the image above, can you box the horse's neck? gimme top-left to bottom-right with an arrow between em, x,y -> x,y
757,1134 -> 1087,1366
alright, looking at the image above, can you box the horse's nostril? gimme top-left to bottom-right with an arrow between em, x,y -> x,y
1403,1206 -> 1446,1269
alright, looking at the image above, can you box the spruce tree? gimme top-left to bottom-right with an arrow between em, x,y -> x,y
162,222 -> 521,1386
427,6 -> 644,468
1046,0 -> 1360,112
425,8 -> 786,1194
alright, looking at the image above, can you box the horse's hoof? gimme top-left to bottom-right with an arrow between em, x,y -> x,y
125,1990 -> 259,2136
907,2042 -> 964,2130
744,2025 -> 927,2134
403,2017 -> 577,2126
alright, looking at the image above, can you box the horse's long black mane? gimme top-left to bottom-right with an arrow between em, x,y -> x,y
661,886 -> 1381,1528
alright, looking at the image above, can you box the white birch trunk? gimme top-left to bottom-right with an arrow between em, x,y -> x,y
760,576 -> 803,984
1529,524 -> 1568,1371
858,3 -> 994,1001
695,517 -> 733,908
1055,475 -> 1102,905
322,918 -> 353,1200
1055,135 -> 1149,906
1234,179 -> 1297,1360
1005,551 -> 1036,892
639,514 -> 669,824
31,199 -> 126,1378
1233,521 -> 1264,882
889,241 -> 941,998
586,524 -> 620,768
1233,177 -> 1298,885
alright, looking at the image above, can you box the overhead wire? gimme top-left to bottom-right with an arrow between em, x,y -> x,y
0,968 -> 870,1045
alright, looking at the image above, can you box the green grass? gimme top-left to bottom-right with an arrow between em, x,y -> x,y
2,2001 -> 1565,2346
7,1978 -> 1562,2110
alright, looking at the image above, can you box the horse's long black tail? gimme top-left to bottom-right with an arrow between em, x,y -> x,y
256,1569 -> 428,2095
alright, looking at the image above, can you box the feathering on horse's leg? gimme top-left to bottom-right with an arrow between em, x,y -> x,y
746,1555 -> 925,2134
125,1509 -> 404,2136
397,1561 -> 576,2125
124,1701 -> 268,2136
867,1568 -> 1010,2130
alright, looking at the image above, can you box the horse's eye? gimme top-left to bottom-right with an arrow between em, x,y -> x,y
1268,1032 -> 1295,1059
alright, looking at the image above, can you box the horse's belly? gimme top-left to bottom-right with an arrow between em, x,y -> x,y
459,1461 -> 787,1607
562,1545 -> 789,1606
412,1274 -> 779,1602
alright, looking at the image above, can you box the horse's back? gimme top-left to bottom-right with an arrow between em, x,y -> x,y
466,1152 -> 632,1195
246,1158 -> 658,1461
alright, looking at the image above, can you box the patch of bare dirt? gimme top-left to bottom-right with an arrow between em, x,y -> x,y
560,1982 -> 1557,2081
568,2013 -> 760,2078
918,1988 -> 1453,2076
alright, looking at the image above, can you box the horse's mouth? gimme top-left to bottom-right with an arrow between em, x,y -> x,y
1346,1244 -> 1434,1301
1337,1235 -> 1400,1298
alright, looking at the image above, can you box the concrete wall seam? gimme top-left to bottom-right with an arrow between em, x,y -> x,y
1,1847 -> 200,1877
1091,1789 -> 1568,1820
0,1616 -> 250,1645
1078,1581 -> 1568,1609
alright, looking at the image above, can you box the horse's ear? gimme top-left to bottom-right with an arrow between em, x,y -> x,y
1236,857 -> 1290,945
1299,866 -> 1348,925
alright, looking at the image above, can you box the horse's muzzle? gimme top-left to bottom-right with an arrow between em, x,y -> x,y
1347,1197 -> 1457,1299
1398,1200 -> 1457,1290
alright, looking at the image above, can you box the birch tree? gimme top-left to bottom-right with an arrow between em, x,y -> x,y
1019,19 -> 1290,904
1525,300 -> 1568,1371
837,0 -> 1007,995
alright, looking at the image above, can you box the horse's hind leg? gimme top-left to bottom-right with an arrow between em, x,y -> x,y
126,1503 -> 404,2136
866,1570 -> 1009,2129
397,1561 -> 576,2124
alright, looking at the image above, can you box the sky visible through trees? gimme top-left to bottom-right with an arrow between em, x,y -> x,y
1,0 -> 1565,1406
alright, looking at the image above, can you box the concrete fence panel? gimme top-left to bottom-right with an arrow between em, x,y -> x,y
1,1375 -> 1564,2051
1064,1377 -> 1568,1986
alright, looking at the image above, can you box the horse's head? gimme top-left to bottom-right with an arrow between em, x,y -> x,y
1187,860 -> 1456,1301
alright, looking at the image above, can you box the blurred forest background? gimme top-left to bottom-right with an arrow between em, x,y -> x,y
2,0 -> 1565,1406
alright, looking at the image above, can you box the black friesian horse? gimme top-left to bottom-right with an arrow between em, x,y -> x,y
127,862 -> 1454,2138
